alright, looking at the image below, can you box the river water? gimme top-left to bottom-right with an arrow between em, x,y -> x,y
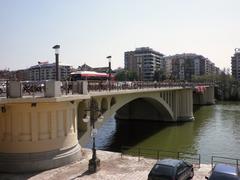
85,101 -> 240,163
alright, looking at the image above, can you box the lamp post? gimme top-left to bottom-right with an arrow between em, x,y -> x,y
52,45 -> 60,81
106,56 -> 111,91
38,62 -> 41,81
137,60 -> 142,88
83,98 -> 103,173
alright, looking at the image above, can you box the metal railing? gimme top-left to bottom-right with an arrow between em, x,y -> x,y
21,81 -> 45,97
87,81 -> 213,92
0,80 -> 214,99
121,146 -> 201,168
211,156 -> 240,169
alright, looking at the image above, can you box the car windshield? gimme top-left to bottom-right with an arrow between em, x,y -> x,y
152,164 -> 174,176
209,172 -> 239,180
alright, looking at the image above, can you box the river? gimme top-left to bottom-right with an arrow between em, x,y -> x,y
85,101 -> 240,163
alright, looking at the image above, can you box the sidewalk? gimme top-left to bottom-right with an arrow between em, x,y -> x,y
0,149 -> 211,180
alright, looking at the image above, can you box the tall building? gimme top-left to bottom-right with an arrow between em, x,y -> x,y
124,47 -> 164,81
28,62 -> 71,81
165,56 -> 173,79
231,48 -> 240,81
165,53 -> 217,81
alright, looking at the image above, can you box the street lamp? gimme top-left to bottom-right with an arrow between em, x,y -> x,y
83,98 -> 103,173
137,60 -> 142,88
52,45 -> 60,81
137,60 -> 142,83
106,56 -> 111,91
37,61 -> 41,81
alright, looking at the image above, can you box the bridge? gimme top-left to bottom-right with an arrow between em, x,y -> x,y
0,81 -> 214,173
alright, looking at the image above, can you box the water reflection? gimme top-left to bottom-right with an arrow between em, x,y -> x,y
85,102 -> 240,163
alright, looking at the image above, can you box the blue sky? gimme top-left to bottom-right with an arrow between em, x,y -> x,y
1,0 -> 240,70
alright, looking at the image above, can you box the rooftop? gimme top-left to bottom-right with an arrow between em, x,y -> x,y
214,163 -> 238,176
156,158 -> 182,167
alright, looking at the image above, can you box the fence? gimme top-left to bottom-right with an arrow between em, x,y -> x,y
211,156 -> 240,169
121,146 -> 201,168
0,80 -> 214,98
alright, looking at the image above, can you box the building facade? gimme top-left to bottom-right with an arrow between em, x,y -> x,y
28,63 -> 71,81
165,53 -> 218,81
124,47 -> 165,81
231,48 -> 240,81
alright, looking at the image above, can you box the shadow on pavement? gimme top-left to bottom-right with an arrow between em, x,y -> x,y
70,170 -> 92,179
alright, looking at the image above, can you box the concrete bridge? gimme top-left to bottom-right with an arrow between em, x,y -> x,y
0,81 -> 214,173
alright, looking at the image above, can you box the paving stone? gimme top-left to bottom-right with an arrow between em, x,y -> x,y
0,148 -> 211,180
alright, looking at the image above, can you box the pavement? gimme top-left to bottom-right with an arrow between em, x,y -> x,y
0,148 -> 211,180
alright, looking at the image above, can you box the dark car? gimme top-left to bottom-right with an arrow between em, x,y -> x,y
148,158 -> 194,180
205,163 -> 240,180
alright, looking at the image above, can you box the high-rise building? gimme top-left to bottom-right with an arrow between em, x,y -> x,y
165,56 -> 173,79
165,53 -> 217,81
231,48 -> 240,81
124,47 -> 164,81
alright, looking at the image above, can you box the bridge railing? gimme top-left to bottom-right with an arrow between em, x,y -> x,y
120,146 -> 201,168
0,80 -> 214,99
0,80 -> 46,98
87,81 -> 202,92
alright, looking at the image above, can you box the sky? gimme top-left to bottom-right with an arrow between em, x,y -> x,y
1,0 -> 240,70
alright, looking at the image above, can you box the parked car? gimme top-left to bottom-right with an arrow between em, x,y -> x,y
148,158 -> 194,180
205,163 -> 240,180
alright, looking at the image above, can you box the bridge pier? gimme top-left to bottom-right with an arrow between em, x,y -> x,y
0,100 -> 81,173
193,86 -> 215,105
174,89 -> 194,121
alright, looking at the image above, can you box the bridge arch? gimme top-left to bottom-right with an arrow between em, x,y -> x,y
101,93 -> 175,122
100,97 -> 108,114
110,97 -> 116,107
77,101 -> 88,139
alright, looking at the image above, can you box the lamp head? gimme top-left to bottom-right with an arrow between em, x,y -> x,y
82,114 -> 90,123
52,45 -> 60,54
106,56 -> 112,62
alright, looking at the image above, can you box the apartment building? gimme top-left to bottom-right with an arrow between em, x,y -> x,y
165,53 -> 217,81
124,47 -> 164,81
231,48 -> 240,81
28,62 -> 71,81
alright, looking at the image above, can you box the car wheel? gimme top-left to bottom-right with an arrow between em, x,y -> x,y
0,89 -> 2,94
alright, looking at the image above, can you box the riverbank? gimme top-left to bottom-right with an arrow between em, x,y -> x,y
1,148 -> 211,180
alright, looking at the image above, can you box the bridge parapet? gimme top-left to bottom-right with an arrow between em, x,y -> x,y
0,80 -> 214,99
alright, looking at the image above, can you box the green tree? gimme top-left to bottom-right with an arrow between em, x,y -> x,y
114,70 -> 126,81
154,70 -> 166,81
114,70 -> 137,81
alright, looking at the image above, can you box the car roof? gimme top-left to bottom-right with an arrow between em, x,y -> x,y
156,159 -> 182,167
214,164 -> 238,176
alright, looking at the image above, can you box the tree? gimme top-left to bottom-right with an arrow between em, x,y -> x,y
114,70 -> 126,81
114,70 -> 137,81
